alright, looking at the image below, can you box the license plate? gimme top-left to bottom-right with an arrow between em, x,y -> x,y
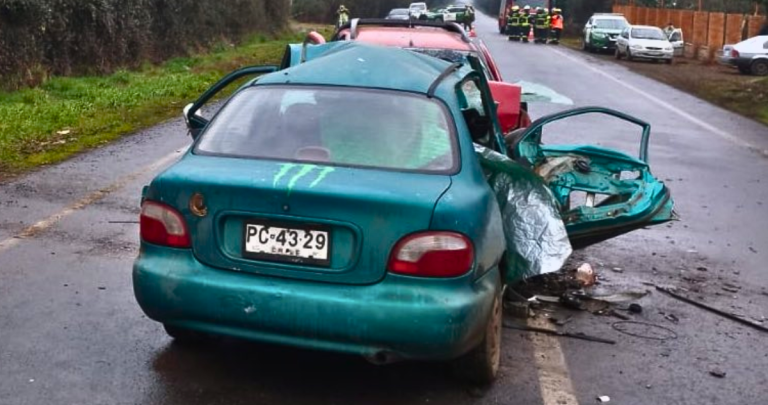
648,52 -> 662,56
243,222 -> 331,266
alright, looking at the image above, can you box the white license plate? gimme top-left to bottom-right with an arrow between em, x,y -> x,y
243,222 -> 330,266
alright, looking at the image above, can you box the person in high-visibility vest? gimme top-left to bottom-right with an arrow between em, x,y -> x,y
520,5 -> 532,43
549,8 -> 564,44
336,5 -> 350,29
507,6 -> 521,41
534,8 -> 550,44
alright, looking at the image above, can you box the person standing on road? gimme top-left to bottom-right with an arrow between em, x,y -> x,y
465,5 -> 476,31
663,21 -> 676,38
534,8 -> 550,43
549,8 -> 564,44
507,6 -> 521,41
336,5 -> 350,29
521,5 -> 532,42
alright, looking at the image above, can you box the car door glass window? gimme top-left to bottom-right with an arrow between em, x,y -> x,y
457,79 -> 495,148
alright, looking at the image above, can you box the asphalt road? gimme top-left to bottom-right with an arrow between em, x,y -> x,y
1,11 -> 767,405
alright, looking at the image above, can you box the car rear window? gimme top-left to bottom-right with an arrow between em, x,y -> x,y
195,86 -> 457,173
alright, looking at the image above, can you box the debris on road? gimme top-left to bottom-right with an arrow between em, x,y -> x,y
597,395 -> 611,402
611,321 -> 678,341
502,323 -> 617,345
609,309 -> 630,320
587,290 -> 649,304
628,303 -> 643,314
709,368 -> 727,378
656,286 -> 768,334
576,263 -> 596,286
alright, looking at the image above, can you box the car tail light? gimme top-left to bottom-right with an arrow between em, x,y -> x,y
731,49 -> 740,58
387,232 -> 474,278
140,201 -> 191,248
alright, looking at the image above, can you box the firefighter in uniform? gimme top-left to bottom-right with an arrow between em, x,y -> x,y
549,8 -> 564,44
534,7 -> 550,44
507,6 -> 521,41
520,5 -> 532,43
336,5 -> 350,29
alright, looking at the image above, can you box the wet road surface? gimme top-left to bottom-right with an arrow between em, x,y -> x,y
1,10 -> 768,405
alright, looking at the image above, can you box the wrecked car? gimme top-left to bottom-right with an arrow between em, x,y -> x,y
133,43 -> 674,385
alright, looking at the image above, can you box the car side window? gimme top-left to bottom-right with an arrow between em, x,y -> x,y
764,41 -> 768,49
457,79 -> 496,150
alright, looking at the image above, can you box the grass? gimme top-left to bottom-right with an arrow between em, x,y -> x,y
0,25 -> 334,180
560,35 -> 768,127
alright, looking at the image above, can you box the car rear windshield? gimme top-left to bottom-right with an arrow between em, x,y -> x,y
594,19 -> 628,29
632,28 -> 665,40
195,86 -> 457,173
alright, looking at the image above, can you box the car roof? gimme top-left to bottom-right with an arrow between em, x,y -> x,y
631,25 -> 662,30
259,42 -> 469,97
593,15 -> 626,20
348,26 -> 474,51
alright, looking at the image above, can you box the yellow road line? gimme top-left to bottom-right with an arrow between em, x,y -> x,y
528,317 -> 581,405
0,147 -> 187,255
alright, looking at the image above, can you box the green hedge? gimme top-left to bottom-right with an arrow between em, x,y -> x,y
0,0 -> 289,89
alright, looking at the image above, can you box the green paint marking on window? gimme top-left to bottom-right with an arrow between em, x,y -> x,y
309,167 -> 335,188
286,165 -> 317,195
274,163 -> 297,187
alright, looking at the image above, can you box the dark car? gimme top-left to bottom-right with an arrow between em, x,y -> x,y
385,8 -> 410,20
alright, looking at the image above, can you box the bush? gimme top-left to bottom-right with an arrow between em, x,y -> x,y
0,0 -> 289,89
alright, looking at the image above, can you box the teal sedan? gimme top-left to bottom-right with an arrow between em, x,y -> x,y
134,43 -> 674,385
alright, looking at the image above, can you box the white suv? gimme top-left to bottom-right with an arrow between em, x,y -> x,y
409,2 -> 428,19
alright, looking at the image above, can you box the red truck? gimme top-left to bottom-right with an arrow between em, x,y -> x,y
498,0 -> 551,34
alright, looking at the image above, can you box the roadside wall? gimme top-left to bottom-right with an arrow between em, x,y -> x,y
0,0 -> 290,90
613,4 -> 766,62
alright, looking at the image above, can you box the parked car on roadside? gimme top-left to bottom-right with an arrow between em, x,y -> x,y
385,8 -> 411,20
667,28 -> 684,57
582,13 -> 630,52
615,25 -> 675,64
719,35 -> 768,76
134,42 -> 674,386
408,2 -> 428,19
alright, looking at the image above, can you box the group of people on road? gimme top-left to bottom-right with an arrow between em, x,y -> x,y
507,5 -> 563,44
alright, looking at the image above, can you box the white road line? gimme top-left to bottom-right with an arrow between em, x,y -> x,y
550,48 -> 768,159
0,147 -> 188,255
527,317 -> 581,405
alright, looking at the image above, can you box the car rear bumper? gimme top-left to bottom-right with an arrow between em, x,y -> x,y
133,244 -> 499,361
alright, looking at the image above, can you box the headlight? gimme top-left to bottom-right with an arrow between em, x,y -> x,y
630,44 -> 643,50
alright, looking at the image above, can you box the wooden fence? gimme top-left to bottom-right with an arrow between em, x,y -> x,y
613,5 -> 766,61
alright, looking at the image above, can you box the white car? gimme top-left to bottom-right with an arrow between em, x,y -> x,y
442,6 -> 466,23
615,25 -> 674,64
408,2 -> 428,19
719,36 -> 768,76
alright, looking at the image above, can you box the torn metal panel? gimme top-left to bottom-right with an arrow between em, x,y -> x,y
475,145 -> 572,282
510,107 -> 676,249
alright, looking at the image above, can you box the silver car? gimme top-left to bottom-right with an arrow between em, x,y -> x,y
719,35 -> 768,76
615,25 -> 674,64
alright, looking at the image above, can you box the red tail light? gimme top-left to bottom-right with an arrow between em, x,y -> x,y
387,232 -> 474,278
731,49 -> 740,58
140,201 -> 191,248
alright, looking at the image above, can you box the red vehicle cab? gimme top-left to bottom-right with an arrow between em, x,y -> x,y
328,19 -> 531,132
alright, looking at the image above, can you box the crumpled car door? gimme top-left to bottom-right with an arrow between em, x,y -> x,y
508,106 -> 676,249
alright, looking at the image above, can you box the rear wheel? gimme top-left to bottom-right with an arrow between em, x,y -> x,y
751,60 -> 768,76
164,324 -> 209,345
453,287 -> 502,385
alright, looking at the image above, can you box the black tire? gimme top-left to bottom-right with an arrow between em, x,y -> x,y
738,65 -> 751,74
626,50 -> 634,61
581,37 -> 588,51
751,60 -> 768,76
164,324 -> 208,345
614,48 -> 622,59
665,58 -> 674,65
453,287 -> 502,385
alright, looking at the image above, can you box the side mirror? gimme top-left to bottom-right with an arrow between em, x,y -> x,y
488,81 -> 522,134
